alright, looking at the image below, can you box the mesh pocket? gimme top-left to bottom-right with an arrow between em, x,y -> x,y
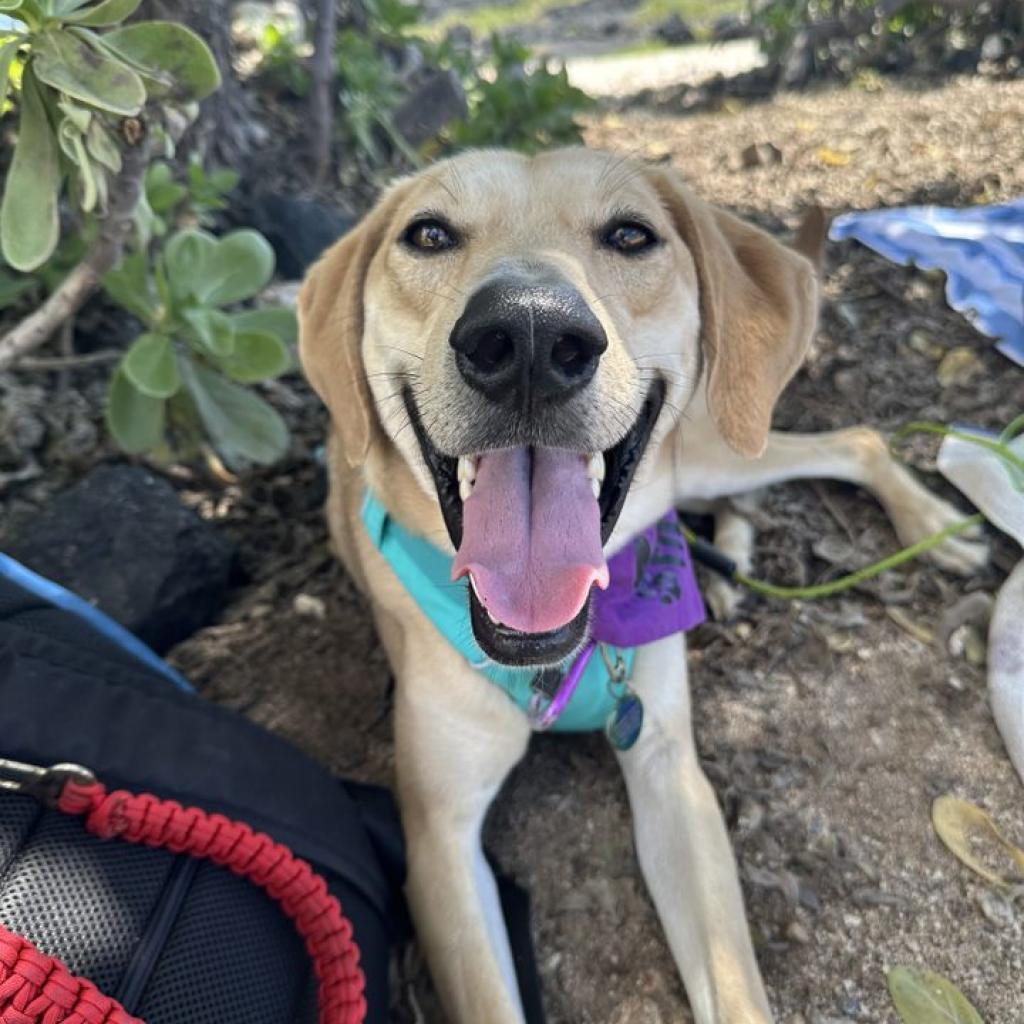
0,794 -> 41,878
0,809 -> 175,994
138,860 -> 314,1024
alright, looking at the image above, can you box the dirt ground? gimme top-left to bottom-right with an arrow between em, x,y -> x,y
163,75 -> 1024,1024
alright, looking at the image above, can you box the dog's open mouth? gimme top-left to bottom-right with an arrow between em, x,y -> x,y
407,381 -> 665,665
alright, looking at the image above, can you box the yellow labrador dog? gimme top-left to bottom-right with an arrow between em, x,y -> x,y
299,148 -> 986,1023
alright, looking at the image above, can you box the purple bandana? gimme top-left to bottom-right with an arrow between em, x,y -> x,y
591,510 -> 706,645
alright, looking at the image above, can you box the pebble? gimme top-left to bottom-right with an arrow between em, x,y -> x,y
976,888 -> 1015,928
907,327 -> 945,359
737,796 -> 765,835
786,920 -> 811,945
293,593 -> 327,619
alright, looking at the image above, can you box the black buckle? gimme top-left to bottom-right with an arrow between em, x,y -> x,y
0,757 -> 96,808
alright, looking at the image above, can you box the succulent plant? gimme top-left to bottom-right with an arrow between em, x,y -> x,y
104,227 -> 297,469
0,0 -> 219,271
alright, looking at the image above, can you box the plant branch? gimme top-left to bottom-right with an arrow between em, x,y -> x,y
309,0 -> 338,187
0,132 -> 152,373
12,348 -> 122,371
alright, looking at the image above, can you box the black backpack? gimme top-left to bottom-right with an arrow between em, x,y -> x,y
0,552 -> 406,1022
0,555 -> 546,1023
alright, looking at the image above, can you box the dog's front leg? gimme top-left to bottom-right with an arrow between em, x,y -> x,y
617,633 -> 773,1024
390,625 -> 532,1023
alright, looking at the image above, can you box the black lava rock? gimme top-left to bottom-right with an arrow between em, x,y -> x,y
655,14 -> 695,46
392,67 -> 468,149
247,194 -> 356,280
6,463 -> 234,654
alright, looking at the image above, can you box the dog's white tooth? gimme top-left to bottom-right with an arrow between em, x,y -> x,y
459,478 -> 474,502
591,477 -> 601,500
457,455 -> 477,483
586,451 -> 605,482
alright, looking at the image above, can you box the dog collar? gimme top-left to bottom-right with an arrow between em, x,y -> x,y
361,491 -> 705,736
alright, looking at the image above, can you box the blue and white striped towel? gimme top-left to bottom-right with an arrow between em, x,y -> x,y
830,200 -> 1024,367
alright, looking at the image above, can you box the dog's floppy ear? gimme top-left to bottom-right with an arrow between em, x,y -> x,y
648,168 -> 819,458
298,182 -> 411,467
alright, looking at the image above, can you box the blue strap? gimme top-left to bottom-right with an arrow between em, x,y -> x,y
0,552 -> 193,693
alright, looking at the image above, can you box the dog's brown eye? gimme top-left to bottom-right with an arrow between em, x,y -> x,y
602,221 -> 658,255
403,218 -> 458,253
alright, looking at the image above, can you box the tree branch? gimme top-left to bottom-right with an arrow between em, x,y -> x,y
0,132 -> 152,373
309,0 -> 338,187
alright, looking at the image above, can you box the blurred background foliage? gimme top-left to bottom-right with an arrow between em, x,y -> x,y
0,0 -> 1019,471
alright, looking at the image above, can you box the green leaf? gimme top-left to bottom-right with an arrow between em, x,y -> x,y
103,250 -> 157,322
179,356 -> 289,468
218,329 -> 291,382
0,38 -> 21,108
107,366 -> 166,454
162,228 -> 275,308
13,0 -> 42,24
230,307 -> 298,347
85,117 -> 121,172
63,122 -> 98,212
145,162 -> 187,214
100,21 -> 220,101
63,0 -> 141,27
887,966 -> 984,1024
148,179 -> 187,214
123,331 -> 180,398
108,382 -> 165,454
1,67 -> 60,271
34,28 -> 145,115
131,187 -> 162,248
183,307 -> 234,357
0,1 -> 25,10
162,227 -> 215,302
58,96 -> 91,132
197,229 -> 275,306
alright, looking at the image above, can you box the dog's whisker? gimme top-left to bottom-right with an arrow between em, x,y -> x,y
378,345 -> 425,362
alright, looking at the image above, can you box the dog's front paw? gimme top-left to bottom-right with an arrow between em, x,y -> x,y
889,486 -> 990,576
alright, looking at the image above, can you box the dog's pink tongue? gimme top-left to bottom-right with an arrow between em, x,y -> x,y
452,448 -> 609,634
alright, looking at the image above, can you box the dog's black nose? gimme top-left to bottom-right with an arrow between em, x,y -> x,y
449,273 -> 607,406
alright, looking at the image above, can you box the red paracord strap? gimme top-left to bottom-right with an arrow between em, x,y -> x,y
0,929 -> 141,1024
0,780 -> 366,1024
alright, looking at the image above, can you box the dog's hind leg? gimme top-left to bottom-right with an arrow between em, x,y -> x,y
677,425 -> 989,577
383,609 -> 531,1024
617,632 -> 774,1024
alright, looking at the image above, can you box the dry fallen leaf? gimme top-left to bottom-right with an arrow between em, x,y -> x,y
817,146 -> 852,167
931,795 -> 1024,888
887,966 -> 984,1024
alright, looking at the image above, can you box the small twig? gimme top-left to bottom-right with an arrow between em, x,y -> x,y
0,132 -> 152,373
11,348 -> 122,371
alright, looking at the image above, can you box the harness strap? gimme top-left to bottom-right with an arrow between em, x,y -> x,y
0,775 -> 367,1024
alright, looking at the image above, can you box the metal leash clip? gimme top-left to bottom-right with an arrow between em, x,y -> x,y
0,758 -> 96,808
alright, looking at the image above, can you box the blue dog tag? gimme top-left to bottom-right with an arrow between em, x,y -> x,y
606,691 -> 643,751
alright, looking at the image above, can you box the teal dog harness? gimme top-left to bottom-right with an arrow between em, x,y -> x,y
362,490 -> 705,737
